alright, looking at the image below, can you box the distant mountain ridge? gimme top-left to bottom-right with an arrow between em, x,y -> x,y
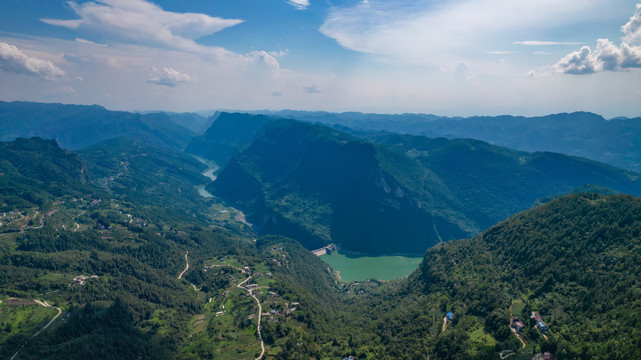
0,101 -> 201,150
250,110 -> 641,173
207,114 -> 641,255
185,112 -> 272,166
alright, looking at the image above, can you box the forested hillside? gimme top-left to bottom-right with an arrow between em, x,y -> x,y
185,112 -> 273,166
211,117 -> 641,255
2,134 -> 641,360
332,193 -> 641,359
0,137 -> 337,359
211,119 -> 471,254
256,110 -> 641,173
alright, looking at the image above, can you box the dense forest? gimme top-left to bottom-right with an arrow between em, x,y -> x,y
210,117 -> 641,255
2,106 -> 641,360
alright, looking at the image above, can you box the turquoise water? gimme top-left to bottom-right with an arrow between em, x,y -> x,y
319,251 -> 423,282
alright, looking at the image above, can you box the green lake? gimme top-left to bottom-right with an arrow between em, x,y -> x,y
319,251 -> 423,282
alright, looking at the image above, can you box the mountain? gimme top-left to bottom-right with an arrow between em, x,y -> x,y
141,111 -> 212,134
327,193 -> 641,359
210,117 -> 641,255
77,136 -> 208,211
185,112 -> 273,166
3,135 -> 641,360
253,110 -> 641,173
0,137 -> 340,359
410,193 -> 641,359
0,137 -> 93,211
369,133 -> 641,227
0,101 -> 196,150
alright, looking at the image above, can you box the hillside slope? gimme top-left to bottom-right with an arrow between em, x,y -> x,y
211,120 -> 470,254
404,193 -> 641,359
211,118 -> 641,255
185,112 -> 273,166
372,133 -> 641,228
257,110 -> 641,173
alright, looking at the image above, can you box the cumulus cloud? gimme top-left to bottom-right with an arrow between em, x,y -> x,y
41,0 -> 243,53
246,51 -> 280,68
623,4 -> 641,42
0,41 -> 66,80
286,0 -> 310,10
553,46 -> 597,74
554,4 -> 641,75
148,66 -> 192,86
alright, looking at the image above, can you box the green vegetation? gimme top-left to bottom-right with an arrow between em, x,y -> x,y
256,110 -> 641,173
2,112 -> 641,360
211,116 -> 641,255
185,112 -> 272,166
320,251 -> 422,282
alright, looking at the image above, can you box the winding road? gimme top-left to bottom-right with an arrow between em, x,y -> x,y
178,251 -> 189,279
211,264 -> 265,359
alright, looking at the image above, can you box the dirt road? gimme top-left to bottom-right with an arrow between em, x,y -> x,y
178,251 -> 189,279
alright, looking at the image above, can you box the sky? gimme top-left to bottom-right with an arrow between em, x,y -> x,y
0,0 -> 640,117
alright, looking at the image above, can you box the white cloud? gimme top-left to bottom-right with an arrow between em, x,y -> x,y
554,4 -> 641,75
319,0 -> 612,65
286,0 -> 310,10
514,41 -> 582,46
553,46 -> 597,74
148,66 -> 192,87
75,38 -> 107,46
622,4 -> 641,42
0,41 -> 66,80
554,40 -> 641,74
42,0 -> 243,53
246,51 -> 280,68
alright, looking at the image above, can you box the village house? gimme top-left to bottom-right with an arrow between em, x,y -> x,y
511,316 -> 526,332
532,312 -> 549,332
245,284 -> 258,290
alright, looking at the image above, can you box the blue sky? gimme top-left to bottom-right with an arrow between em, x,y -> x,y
0,0 -> 640,117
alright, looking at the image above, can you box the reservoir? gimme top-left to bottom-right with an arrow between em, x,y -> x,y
320,251 -> 422,282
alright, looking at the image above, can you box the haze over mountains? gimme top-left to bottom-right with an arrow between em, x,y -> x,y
251,110 -> 641,173
4,100 -> 640,173
0,101 -> 207,151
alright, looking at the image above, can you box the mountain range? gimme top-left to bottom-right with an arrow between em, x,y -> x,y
205,115 -> 641,255
250,110 -> 641,173
2,102 -> 641,359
